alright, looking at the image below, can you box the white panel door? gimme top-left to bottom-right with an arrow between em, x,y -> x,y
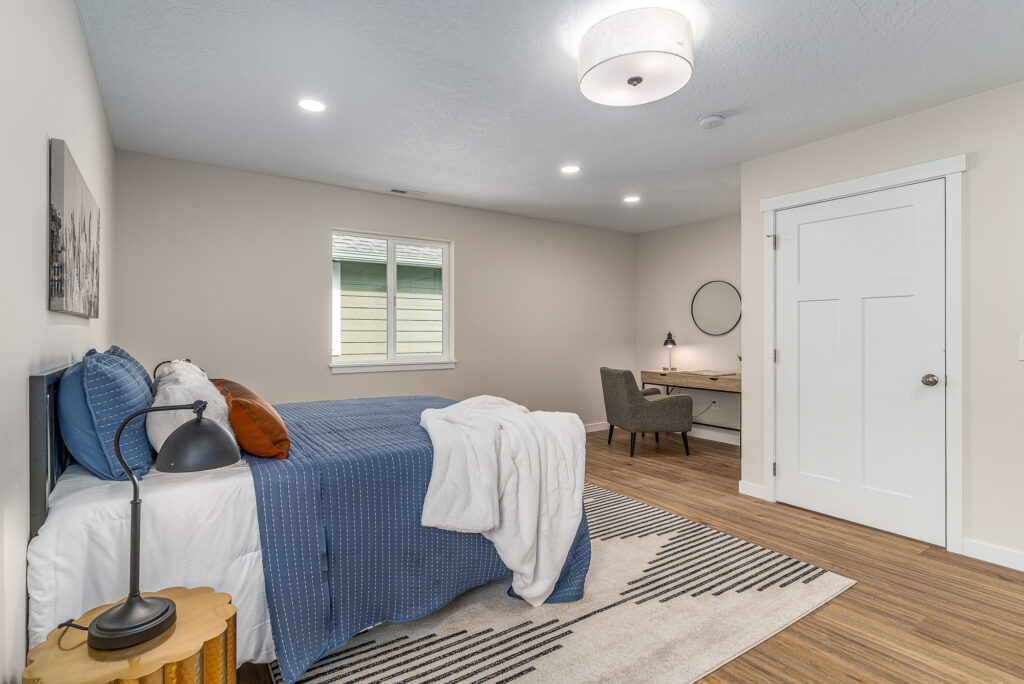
775,179 -> 946,544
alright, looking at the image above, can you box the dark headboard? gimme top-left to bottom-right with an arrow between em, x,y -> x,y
29,365 -> 72,538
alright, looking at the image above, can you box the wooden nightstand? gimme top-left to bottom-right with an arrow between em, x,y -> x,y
23,587 -> 236,684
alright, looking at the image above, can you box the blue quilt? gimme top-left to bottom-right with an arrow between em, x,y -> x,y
245,396 -> 591,683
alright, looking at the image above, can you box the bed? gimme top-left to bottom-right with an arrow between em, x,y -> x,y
28,368 -> 591,683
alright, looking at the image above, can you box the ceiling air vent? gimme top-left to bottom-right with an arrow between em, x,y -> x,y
389,188 -> 427,199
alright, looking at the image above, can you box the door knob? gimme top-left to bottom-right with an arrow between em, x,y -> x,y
921,374 -> 939,386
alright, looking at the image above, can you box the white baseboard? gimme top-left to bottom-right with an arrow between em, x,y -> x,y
962,538 -> 1024,573
690,425 -> 741,446
586,421 -> 739,447
738,480 -> 774,502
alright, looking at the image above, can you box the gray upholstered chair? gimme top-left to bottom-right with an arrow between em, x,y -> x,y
600,367 -> 693,457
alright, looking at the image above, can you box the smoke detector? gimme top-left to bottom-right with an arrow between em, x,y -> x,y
698,114 -> 725,129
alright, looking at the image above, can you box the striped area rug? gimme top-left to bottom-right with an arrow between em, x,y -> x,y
273,484 -> 853,683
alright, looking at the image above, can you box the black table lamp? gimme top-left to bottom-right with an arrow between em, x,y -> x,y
87,400 -> 239,650
663,332 -> 677,371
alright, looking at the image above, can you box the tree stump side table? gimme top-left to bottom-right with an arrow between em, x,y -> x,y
23,587 -> 237,684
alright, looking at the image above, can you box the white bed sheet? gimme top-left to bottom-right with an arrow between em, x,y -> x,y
27,461 -> 275,665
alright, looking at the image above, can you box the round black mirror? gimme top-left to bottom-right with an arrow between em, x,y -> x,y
691,280 -> 741,336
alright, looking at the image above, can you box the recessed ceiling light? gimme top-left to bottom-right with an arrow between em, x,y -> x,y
561,165 -> 581,174
298,99 -> 326,112
623,195 -> 641,203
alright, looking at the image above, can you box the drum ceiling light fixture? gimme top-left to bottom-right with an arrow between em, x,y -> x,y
577,7 -> 694,107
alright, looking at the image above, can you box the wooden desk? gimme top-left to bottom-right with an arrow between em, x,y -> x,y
641,370 -> 741,433
23,587 -> 236,684
640,370 -> 741,394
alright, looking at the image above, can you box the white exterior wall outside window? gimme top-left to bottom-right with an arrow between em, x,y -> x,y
331,230 -> 454,373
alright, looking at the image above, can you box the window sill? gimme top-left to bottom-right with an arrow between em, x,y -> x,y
330,360 -> 457,374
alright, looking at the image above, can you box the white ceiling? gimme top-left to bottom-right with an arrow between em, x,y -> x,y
75,0 -> 1024,233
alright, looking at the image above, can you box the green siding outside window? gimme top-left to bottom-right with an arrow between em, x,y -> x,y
396,264 -> 442,356
336,260 -> 387,361
331,231 -> 450,367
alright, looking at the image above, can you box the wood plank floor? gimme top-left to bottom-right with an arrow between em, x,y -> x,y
242,430 -> 1024,683
588,431 -> 1024,682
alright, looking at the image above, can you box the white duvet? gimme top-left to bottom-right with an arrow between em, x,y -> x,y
420,395 -> 586,606
27,462 -> 275,665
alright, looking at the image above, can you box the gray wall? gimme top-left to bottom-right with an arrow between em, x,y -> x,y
112,152 -> 637,426
740,80 -> 1024,558
0,1 -> 116,676
634,215 -> 741,442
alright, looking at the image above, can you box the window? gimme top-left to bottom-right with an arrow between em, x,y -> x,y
331,231 -> 453,372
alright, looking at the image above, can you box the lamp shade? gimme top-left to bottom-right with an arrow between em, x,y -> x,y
154,414 -> 239,472
578,8 -> 694,107
664,332 -> 677,347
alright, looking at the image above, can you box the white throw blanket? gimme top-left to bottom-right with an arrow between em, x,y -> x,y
420,395 -> 586,606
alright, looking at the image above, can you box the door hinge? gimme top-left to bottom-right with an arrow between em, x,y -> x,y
773,462 -> 777,477
770,234 -> 777,250
773,349 -> 778,363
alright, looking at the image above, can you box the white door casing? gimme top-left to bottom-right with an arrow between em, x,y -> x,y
774,180 -> 946,544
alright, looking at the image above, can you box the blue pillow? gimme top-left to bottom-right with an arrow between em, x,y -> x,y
58,348 -> 155,480
105,344 -> 154,394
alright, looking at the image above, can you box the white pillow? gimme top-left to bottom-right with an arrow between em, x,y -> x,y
147,360 -> 237,452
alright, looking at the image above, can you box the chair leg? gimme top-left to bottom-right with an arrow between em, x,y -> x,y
682,432 -> 690,456
630,433 -> 636,458
607,425 -> 615,444
654,432 -> 659,444
641,432 -> 645,438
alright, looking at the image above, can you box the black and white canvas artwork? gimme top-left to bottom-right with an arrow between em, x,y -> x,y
49,138 -> 100,317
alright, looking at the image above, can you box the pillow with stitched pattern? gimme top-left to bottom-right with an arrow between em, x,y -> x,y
58,347 -> 155,480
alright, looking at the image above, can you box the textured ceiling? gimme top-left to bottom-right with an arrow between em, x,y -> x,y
75,0 -> 1024,233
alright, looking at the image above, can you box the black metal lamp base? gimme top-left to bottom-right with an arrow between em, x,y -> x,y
87,593 -> 177,650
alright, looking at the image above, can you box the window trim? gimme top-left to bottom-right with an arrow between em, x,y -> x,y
330,359 -> 457,374
329,229 -> 455,372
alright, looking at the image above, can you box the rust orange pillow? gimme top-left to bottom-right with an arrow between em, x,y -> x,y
211,379 -> 290,459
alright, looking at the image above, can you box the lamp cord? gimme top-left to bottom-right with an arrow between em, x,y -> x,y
58,618 -> 88,631
693,402 -> 714,418
56,618 -> 89,649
